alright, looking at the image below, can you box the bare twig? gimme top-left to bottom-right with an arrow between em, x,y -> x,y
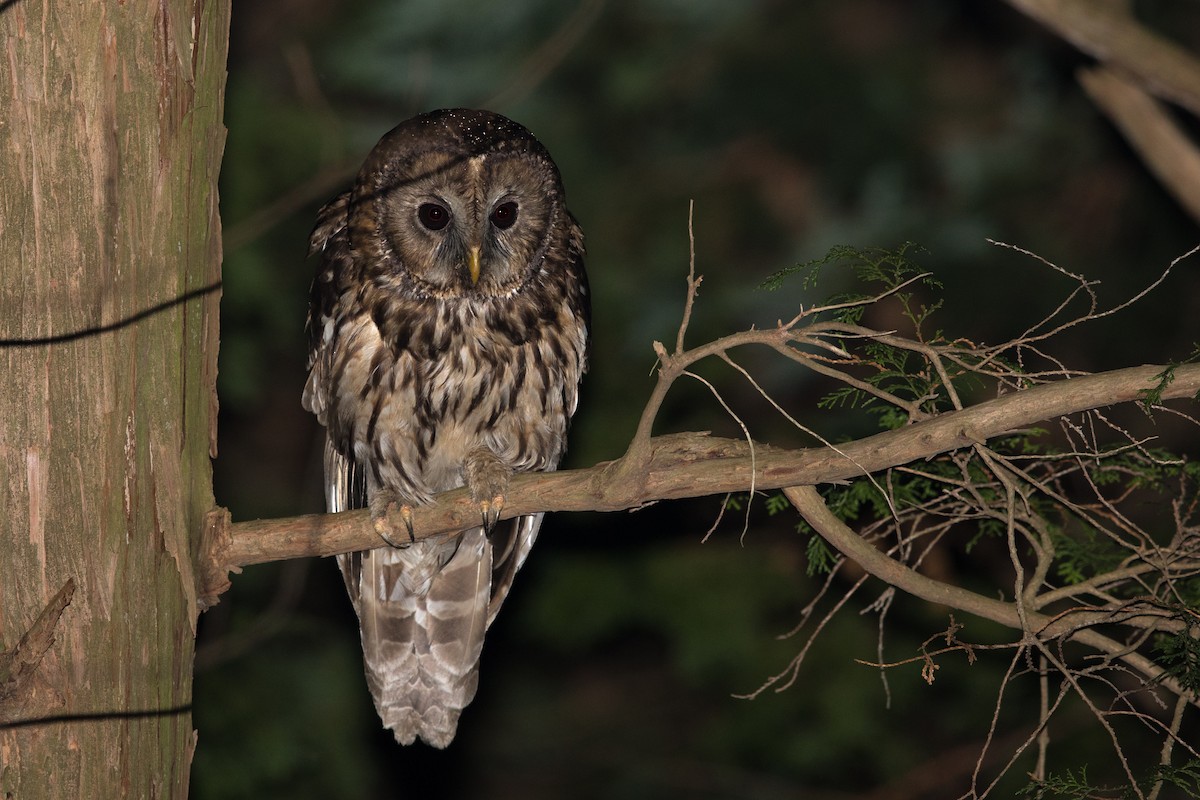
621,200 -> 703,464
675,199 -> 701,355
1148,691 -> 1193,800
782,484 -> 1191,695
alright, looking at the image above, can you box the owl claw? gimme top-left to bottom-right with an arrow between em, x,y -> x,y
373,501 -> 416,548
479,494 -> 505,532
464,447 -> 511,533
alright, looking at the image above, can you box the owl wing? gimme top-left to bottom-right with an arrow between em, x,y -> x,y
487,513 -> 542,626
482,214 -> 586,620
301,191 -> 351,425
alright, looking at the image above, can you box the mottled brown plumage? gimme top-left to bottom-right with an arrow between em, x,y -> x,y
302,109 -> 589,747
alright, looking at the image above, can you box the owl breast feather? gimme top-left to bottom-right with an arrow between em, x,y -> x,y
334,297 -> 584,504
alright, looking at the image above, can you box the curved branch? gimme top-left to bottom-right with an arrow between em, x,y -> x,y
783,485 -> 1190,697
197,362 -> 1200,606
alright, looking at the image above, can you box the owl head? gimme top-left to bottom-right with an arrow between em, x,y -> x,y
349,108 -> 573,300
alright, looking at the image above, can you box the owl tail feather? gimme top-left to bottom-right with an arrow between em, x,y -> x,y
342,529 -> 492,749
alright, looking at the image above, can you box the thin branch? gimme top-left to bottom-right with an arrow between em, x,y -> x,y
736,571 -> 871,699
622,200 -> 702,462
782,484 -> 1192,696
1034,641 -> 1148,799
1148,691 -> 1193,800
675,198 -> 701,355
982,239 -> 1196,351
682,369 -> 755,541
786,271 -> 934,327
1036,656 -> 1050,784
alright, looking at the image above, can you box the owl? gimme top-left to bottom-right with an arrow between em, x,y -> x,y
302,109 -> 589,748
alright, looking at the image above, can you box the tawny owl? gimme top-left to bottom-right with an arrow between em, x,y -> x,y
302,109 -> 589,748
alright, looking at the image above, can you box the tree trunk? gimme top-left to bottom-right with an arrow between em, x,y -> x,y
0,1 -> 229,796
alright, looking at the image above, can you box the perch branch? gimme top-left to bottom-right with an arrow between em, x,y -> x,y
198,362 -> 1200,607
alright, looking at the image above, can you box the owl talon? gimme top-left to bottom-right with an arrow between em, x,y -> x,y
478,494 -> 505,532
465,447 -> 511,532
372,501 -> 416,548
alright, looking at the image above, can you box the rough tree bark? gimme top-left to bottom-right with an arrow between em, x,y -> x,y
0,2 -> 229,797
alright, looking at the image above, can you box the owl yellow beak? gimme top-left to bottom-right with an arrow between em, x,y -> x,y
467,245 -> 481,285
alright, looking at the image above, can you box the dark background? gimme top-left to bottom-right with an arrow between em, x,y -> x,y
194,2 -> 1200,797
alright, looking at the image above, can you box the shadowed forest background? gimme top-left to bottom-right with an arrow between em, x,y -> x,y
195,1 -> 1200,797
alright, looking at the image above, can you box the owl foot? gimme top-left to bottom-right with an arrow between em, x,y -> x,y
477,495 -> 505,532
370,495 -> 415,548
464,447 -> 511,532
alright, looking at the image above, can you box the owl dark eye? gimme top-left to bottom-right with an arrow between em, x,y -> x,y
417,203 -> 450,231
489,201 -> 519,230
